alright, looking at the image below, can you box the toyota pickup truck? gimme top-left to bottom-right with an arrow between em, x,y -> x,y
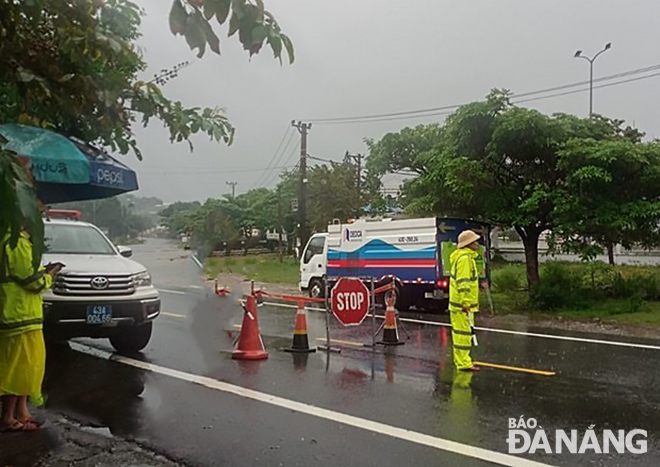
42,212 -> 160,352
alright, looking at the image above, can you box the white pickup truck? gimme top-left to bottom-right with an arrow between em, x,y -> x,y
42,214 -> 160,352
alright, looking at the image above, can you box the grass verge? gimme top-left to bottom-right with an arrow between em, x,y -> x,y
204,255 -> 299,286
489,261 -> 660,326
204,254 -> 660,326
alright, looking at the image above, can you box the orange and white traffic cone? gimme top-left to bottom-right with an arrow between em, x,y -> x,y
285,301 -> 316,353
232,294 -> 269,360
378,295 -> 405,346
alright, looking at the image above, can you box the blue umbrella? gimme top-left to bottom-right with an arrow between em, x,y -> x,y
0,124 -> 138,203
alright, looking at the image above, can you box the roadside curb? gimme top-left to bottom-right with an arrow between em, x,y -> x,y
191,254 -> 204,269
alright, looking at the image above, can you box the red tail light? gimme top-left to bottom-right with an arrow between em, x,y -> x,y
437,279 -> 448,288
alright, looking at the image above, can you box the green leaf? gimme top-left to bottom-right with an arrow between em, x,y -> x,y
15,178 -> 43,269
185,13 -> 207,57
215,0 -> 231,24
203,0 -> 217,19
281,33 -> 294,64
57,73 -> 76,83
169,0 -> 188,35
238,5 -> 259,48
267,34 -> 282,60
17,68 -> 35,82
202,17 -> 221,54
251,24 -> 268,45
228,11 -> 240,36
231,0 -> 246,17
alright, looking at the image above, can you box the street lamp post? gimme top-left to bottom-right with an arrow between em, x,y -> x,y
574,43 -> 611,117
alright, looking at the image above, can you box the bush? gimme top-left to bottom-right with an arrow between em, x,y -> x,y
609,271 -> 660,301
532,262 -> 585,311
492,265 -> 525,292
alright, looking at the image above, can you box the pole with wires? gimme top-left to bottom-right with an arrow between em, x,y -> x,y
292,120 -> 312,257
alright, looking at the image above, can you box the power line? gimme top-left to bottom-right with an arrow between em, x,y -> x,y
250,126 -> 294,189
281,138 -> 301,166
259,133 -> 299,188
138,165 -> 294,176
309,72 -> 660,125
308,63 -> 660,124
307,154 -> 339,164
512,63 -> 660,99
513,71 -> 660,105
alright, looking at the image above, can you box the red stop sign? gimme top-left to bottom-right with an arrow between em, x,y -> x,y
331,278 -> 371,326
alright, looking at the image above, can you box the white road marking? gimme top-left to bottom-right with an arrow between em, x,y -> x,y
161,312 -> 185,319
261,300 -> 660,351
191,255 -> 204,269
68,342 -> 550,467
189,285 -> 203,290
158,289 -> 187,295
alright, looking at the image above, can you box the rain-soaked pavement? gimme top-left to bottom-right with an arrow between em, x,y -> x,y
3,238 -> 659,466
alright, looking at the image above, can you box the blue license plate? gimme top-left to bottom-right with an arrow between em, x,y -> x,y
86,305 -> 112,324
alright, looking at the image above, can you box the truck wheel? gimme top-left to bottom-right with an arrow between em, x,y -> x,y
110,322 -> 153,353
309,279 -> 325,299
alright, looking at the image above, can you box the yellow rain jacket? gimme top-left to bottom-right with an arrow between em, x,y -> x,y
0,232 -> 51,337
449,248 -> 479,313
448,248 -> 479,370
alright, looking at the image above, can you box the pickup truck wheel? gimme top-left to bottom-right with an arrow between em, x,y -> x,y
309,279 -> 325,299
110,322 -> 153,353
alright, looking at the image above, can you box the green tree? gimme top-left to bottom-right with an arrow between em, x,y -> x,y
551,139 -> 660,264
1,0 -> 293,262
378,91 -> 659,293
364,124 -> 440,214
307,159 -> 364,231
160,201 -> 202,226
55,197 -> 155,240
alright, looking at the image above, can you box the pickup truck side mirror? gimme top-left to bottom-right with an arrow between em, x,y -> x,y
118,246 -> 133,258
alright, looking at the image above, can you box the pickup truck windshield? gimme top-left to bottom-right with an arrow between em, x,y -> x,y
45,224 -> 116,255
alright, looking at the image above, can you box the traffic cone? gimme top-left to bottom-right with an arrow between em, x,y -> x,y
378,295 -> 405,346
232,294 -> 269,360
285,301 -> 316,353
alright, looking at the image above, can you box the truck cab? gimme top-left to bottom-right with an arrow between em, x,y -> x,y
299,233 -> 328,298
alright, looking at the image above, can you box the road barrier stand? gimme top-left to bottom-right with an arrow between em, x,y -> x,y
285,300 -> 316,353
377,294 -> 405,346
214,279 -> 231,297
232,294 -> 268,360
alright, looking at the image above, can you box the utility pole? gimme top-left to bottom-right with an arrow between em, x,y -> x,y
345,151 -> 363,217
277,185 -> 283,263
226,181 -> 237,198
292,120 -> 311,256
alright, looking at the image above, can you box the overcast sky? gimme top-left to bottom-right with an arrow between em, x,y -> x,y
131,0 -> 660,203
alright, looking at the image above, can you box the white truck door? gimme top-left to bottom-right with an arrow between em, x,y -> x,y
300,235 -> 327,291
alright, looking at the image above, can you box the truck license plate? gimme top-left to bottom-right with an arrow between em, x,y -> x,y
86,305 -> 113,324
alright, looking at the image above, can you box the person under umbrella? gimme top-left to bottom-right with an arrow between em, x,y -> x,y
0,228 -> 63,432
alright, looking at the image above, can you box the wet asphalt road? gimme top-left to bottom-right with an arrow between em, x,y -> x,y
8,239 -> 660,466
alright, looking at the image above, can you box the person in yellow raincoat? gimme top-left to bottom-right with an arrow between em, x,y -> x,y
0,230 -> 62,432
449,230 -> 481,372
